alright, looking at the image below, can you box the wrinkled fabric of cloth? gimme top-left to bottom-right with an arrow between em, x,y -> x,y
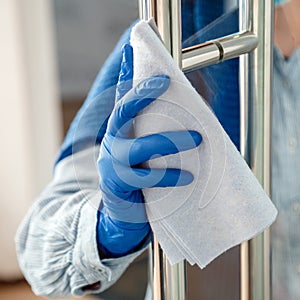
131,20 -> 278,268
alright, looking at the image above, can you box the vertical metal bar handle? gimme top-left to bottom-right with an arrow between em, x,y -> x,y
140,0 -> 274,299
240,0 -> 274,299
139,1 -> 186,299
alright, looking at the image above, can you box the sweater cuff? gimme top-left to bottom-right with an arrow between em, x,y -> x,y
72,192 -> 149,295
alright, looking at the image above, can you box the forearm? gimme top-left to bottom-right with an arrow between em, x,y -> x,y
15,146 -> 147,297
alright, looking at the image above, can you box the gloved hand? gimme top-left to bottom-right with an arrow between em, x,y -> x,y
97,44 -> 202,258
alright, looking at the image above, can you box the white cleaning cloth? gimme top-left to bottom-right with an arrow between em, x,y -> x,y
130,20 -> 277,268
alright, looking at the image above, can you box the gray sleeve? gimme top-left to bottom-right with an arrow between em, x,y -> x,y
15,147 -> 148,298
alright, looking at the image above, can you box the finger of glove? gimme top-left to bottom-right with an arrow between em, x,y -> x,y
123,167 -> 194,189
110,130 -> 202,165
115,44 -> 133,102
107,75 -> 170,137
127,130 -> 202,166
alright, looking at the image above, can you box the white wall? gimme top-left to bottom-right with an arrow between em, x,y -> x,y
0,0 -> 62,279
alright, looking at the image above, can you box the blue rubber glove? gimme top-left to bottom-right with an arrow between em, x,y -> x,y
97,44 -> 202,258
